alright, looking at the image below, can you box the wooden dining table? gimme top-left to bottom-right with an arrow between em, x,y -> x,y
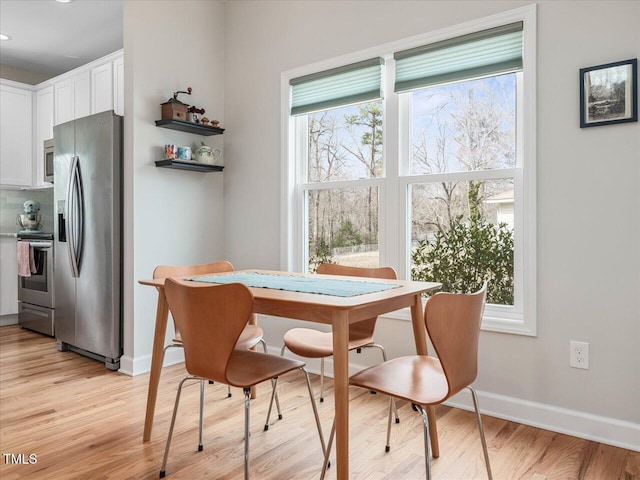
139,269 -> 441,480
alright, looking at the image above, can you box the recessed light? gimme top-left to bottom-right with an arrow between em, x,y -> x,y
0,33 -> 11,41
56,0 -> 75,3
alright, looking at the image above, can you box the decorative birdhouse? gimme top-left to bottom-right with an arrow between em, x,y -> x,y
160,87 -> 192,121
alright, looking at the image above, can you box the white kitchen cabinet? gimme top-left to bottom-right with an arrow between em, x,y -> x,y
73,70 -> 91,120
113,55 -> 124,116
54,71 -> 90,126
0,237 -> 18,316
54,78 -> 73,125
91,62 -> 113,115
34,86 -> 55,187
53,51 -> 122,126
0,81 -> 33,187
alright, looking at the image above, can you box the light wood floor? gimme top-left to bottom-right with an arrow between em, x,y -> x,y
0,325 -> 637,479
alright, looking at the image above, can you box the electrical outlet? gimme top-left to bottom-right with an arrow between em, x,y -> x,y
570,341 -> 589,369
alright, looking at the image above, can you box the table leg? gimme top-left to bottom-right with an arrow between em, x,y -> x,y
332,311 -> 349,480
143,287 -> 169,442
410,294 -> 440,458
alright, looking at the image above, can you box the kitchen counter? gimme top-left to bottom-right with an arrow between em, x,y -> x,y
0,232 -> 18,238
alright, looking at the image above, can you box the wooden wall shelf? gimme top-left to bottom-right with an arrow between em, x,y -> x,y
155,159 -> 224,172
155,119 -> 225,136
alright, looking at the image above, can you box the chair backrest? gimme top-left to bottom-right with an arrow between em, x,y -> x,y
316,263 -> 397,343
424,283 -> 487,399
153,261 -> 234,338
164,279 -> 254,383
153,261 -> 234,280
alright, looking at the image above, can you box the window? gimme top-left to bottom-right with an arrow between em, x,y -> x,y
283,6 -> 536,335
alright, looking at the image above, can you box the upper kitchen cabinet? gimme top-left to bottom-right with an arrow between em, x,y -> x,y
54,70 -> 90,125
91,62 -> 113,115
34,86 -> 55,187
113,56 -> 124,116
52,50 -> 123,126
0,81 -> 33,187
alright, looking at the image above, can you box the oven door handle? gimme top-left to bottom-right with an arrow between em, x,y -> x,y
30,242 -> 52,249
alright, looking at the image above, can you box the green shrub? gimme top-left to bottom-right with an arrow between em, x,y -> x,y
410,213 -> 514,304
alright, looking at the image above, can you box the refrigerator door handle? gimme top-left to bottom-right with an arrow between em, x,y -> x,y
74,156 -> 84,269
66,156 -> 80,278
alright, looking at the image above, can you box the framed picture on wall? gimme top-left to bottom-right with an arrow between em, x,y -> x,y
580,58 -> 637,128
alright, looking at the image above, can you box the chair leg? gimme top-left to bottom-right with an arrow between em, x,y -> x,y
198,380 -> 205,452
417,405 -> 432,480
159,375 -> 194,478
468,386 -> 493,480
263,377 -> 280,431
260,340 -> 282,419
264,346 -> 287,429
385,396 -> 393,452
243,387 -> 251,480
319,357 -> 325,402
320,417 -> 335,480
301,367 -> 327,458
368,343 -> 400,423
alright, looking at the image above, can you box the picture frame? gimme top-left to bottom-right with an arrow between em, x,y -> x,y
580,58 -> 637,128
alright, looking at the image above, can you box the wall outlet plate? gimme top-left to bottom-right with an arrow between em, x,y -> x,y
570,341 -> 589,369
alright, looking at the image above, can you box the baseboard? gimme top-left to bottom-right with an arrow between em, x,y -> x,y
267,346 -> 640,452
0,314 -> 18,327
446,390 -> 640,452
118,347 -> 185,377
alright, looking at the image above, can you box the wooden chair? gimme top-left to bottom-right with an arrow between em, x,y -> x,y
265,263 -> 400,433
321,283 -> 492,480
153,261 -> 280,449
160,280 -> 326,479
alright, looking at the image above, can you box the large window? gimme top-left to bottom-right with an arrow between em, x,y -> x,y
283,6 -> 536,335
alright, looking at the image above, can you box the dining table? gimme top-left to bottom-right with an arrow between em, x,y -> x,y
139,269 -> 441,480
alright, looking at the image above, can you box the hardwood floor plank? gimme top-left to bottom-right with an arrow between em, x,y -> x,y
0,325 -> 637,479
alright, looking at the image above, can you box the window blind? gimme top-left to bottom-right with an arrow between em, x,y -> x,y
290,58 -> 384,116
394,22 -> 523,93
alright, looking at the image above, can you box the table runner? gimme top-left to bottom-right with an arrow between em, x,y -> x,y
187,272 -> 400,297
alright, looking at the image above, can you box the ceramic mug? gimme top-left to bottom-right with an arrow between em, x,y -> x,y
164,144 -> 177,159
176,146 -> 192,160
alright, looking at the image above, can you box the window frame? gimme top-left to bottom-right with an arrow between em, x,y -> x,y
281,5 -> 537,335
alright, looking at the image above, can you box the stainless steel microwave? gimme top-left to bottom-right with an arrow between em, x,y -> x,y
44,138 -> 54,183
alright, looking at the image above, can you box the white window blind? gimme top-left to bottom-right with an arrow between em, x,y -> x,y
290,57 -> 384,116
394,22 -> 523,92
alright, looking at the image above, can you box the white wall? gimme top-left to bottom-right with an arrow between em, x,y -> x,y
223,0 -> 640,449
122,0 -> 226,374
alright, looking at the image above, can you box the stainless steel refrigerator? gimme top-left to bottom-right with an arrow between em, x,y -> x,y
54,110 -> 122,370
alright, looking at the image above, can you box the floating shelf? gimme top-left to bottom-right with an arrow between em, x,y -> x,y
155,159 -> 224,172
155,119 -> 225,136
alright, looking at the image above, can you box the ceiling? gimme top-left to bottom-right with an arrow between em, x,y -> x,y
0,0 -> 123,79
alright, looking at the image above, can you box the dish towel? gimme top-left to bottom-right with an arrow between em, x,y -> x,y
17,241 -> 36,277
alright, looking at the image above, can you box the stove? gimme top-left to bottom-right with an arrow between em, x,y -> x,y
17,232 -> 55,336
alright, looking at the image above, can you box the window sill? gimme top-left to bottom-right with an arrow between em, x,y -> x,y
379,301 -> 535,336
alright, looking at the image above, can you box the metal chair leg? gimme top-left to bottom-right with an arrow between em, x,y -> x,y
264,346 -> 287,429
468,386 -> 493,480
301,367 -> 327,457
418,405 -> 432,480
385,396 -> 393,452
243,387 -> 251,480
320,417 -> 335,480
159,375 -> 194,478
368,343 -> 400,423
198,380 -> 204,452
319,357 -> 325,402
264,377 -> 280,431
260,340 -> 282,419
